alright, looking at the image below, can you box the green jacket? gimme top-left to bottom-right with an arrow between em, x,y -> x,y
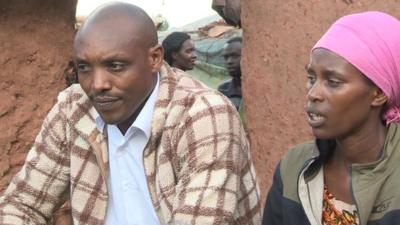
263,123 -> 400,225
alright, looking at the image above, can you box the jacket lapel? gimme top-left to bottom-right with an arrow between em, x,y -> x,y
88,129 -> 109,185
74,103 -> 110,187
142,64 -> 175,222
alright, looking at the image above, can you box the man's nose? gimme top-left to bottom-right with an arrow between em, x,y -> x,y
92,69 -> 112,92
226,57 -> 233,64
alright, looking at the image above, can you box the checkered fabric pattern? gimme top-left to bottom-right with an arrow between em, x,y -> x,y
0,63 -> 261,225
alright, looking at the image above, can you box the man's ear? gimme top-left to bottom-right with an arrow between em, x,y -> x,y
371,87 -> 388,107
148,44 -> 164,73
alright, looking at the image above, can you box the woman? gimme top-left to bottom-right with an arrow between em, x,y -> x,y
263,11 -> 400,225
162,31 -> 197,71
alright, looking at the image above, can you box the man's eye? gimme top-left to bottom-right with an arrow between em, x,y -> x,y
77,64 -> 90,73
232,55 -> 240,59
108,62 -> 125,71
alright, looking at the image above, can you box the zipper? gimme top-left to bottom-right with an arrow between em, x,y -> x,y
349,166 -> 361,225
296,155 -> 321,191
297,156 -> 320,224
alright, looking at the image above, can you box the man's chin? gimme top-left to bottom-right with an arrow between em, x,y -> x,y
229,74 -> 241,79
97,112 -> 120,125
227,70 -> 240,77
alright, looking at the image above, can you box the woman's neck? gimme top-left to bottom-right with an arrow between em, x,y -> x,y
333,121 -> 387,166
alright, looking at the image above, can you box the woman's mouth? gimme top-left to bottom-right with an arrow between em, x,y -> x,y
307,111 -> 326,127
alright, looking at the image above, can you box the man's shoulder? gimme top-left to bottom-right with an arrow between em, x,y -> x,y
171,68 -> 213,92
157,65 -> 238,129
161,66 -> 230,107
55,84 -> 93,117
176,74 -> 233,110
217,79 -> 232,92
57,84 -> 87,102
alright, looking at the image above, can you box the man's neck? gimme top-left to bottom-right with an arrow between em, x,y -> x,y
233,76 -> 241,87
117,105 -> 143,135
117,83 -> 156,135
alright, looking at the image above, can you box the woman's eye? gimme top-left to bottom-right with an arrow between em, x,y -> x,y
327,79 -> 341,87
306,75 -> 316,84
185,49 -> 194,54
306,75 -> 315,90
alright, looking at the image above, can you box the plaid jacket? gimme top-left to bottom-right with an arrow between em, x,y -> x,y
0,64 -> 261,225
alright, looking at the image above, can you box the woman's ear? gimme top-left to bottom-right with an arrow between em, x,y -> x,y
371,87 -> 388,107
171,52 -> 178,61
148,44 -> 164,73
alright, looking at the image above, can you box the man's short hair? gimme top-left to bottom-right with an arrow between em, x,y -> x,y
162,32 -> 191,65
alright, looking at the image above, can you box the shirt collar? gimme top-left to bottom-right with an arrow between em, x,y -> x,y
95,73 -> 160,138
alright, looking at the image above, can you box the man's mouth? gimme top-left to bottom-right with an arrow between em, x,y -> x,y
227,67 -> 237,72
92,96 -> 121,111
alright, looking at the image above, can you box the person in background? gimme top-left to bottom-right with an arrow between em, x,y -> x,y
162,31 -> 197,71
0,2 -> 261,224
263,11 -> 400,225
218,37 -> 242,110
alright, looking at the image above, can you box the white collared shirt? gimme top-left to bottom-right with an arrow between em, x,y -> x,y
96,75 -> 160,225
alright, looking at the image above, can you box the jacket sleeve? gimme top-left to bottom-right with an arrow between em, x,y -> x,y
262,162 -> 284,225
170,92 -> 261,225
0,91 -> 71,225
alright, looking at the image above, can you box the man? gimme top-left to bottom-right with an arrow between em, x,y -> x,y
0,3 -> 260,225
218,37 -> 243,110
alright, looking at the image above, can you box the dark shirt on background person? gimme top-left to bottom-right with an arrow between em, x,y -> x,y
218,36 -> 242,110
218,78 -> 241,110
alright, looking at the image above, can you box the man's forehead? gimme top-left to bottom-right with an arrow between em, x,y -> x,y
74,3 -> 157,55
81,2 -> 144,27
223,42 -> 242,54
75,18 -> 140,47
226,41 -> 242,49
78,14 -> 136,37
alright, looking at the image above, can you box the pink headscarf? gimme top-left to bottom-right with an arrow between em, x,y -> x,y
313,11 -> 400,124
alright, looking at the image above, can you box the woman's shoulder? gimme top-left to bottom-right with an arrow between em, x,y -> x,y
279,141 -> 319,180
282,141 -> 318,164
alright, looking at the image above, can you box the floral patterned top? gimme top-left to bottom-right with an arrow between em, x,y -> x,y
322,186 -> 359,225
